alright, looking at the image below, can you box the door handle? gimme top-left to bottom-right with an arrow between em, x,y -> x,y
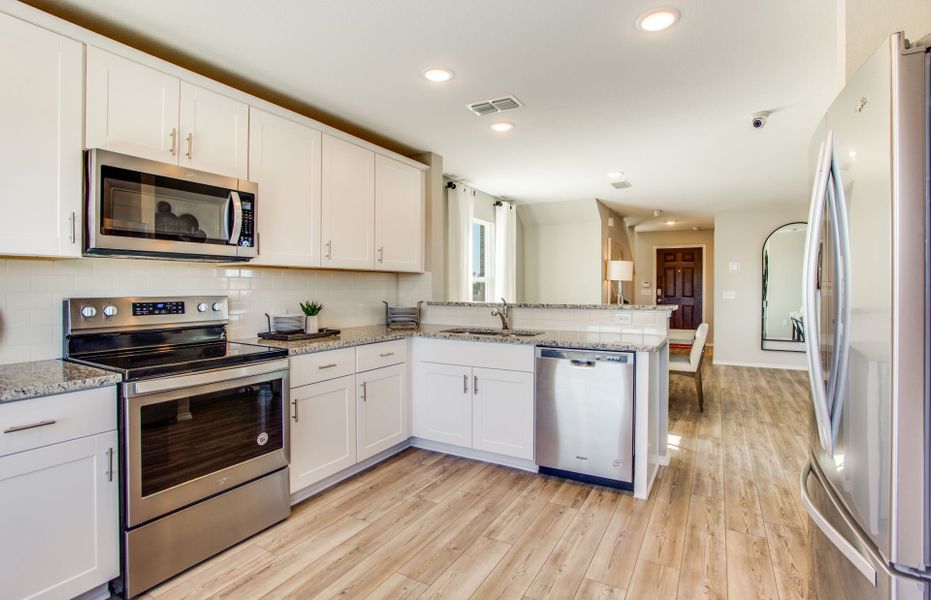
378,246 -> 384,263
185,132 -> 193,159
169,128 -> 177,156
4,419 -> 56,434
379,352 -> 395,358
361,381 -> 367,402
325,240 -> 332,259
463,374 -> 469,394
69,211 -> 76,244
106,447 -> 114,482
318,363 -> 338,370
473,375 -> 478,394
292,399 -> 299,422
228,191 -> 243,245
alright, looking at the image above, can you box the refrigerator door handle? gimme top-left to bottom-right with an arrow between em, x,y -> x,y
804,132 -> 836,453
827,154 -> 853,444
801,460 -> 879,585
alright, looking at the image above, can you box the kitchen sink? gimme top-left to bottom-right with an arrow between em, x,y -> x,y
440,327 -> 544,338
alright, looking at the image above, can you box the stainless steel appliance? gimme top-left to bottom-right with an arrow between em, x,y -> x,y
85,149 -> 258,261
801,32 -> 929,599
64,296 -> 290,598
535,347 -> 634,489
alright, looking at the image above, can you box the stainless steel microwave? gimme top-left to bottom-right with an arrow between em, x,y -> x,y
85,149 -> 258,262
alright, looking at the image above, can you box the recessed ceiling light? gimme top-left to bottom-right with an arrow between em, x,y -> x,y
636,8 -> 680,32
490,121 -> 515,132
607,171 -> 625,179
665,220 -> 677,226
422,67 -> 453,82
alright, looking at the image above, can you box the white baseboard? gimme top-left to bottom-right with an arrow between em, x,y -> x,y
712,358 -> 807,371
410,437 -> 538,473
72,584 -> 110,600
289,440 -> 412,505
651,454 -> 671,466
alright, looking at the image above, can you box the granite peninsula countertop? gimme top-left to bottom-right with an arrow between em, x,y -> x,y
426,301 -> 678,311
0,360 -> 122,403
241,324 -> 668,356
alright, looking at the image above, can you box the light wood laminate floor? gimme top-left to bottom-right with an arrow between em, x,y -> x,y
142,361 -> 813,600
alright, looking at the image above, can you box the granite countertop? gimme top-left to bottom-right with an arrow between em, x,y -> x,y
426,301 -> 678,312
242,324 -> 667,356
0,360 -> 122,403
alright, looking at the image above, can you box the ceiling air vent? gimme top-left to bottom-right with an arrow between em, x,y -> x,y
467,95 -> 523,116
610,180 -> 632,190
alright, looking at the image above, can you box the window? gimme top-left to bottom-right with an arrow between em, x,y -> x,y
471,219 -> 494,302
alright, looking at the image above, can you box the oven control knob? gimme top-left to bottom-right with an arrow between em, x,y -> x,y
102,305 -> 118,317
80,306 -> 97,318
197,302 -> 208,312
212,302 -> 223,312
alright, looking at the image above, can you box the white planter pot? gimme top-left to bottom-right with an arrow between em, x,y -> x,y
304,315 -> 319,334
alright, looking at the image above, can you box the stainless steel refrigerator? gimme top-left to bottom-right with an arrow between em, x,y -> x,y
802,32 -> 929,599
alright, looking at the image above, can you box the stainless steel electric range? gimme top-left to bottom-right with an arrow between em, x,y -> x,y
63,296 -> 290,598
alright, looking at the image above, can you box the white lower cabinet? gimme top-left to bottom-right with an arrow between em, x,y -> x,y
472,367 -> 534,460
0,392 -> 119,600
412,362 -> 472,447
289,374 -> 357,491
357,363 -> 408,461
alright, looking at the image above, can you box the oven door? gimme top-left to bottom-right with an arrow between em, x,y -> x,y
86,149 -> 257,261
124,361 -> 289,528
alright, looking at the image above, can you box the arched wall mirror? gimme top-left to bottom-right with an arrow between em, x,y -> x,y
762,222 -> 807,352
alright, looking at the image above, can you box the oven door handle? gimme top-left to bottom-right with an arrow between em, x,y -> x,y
126,360 -> 290,397
228,191 -> 243,245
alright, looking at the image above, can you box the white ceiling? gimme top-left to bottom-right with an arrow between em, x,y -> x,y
49,0 -> 837,216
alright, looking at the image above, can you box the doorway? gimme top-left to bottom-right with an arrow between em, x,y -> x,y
656,247 -> 703,329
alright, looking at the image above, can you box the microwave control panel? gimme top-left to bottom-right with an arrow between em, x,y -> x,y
240,197 -> 255,247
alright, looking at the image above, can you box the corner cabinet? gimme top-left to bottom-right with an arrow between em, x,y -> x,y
374,154 -> 425,272
321,134 -> 376,269
0,386 -> 119,600
0,12 -> 83,258
249,108 -> 323,268
86,47 -> 248,179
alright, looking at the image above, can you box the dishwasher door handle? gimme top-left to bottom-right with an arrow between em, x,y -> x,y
570,360 -> 596,368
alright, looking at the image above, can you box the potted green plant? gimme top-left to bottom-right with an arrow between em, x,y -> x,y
300,301 -> 323,334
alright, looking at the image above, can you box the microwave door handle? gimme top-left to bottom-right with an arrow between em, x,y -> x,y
228,191 -> 243,245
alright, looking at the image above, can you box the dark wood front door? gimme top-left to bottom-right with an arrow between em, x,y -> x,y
657,247 -> 703,329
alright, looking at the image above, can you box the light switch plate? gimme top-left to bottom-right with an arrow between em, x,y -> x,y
722,290 -> 736,300
615,313 -> 632,324
729,262 -> 741,273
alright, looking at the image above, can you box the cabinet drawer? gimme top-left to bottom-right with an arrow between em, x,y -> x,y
0,386 -> 117,457
290,348 -> 355,388
357,340 -> 407,372
413,338 -> 534,372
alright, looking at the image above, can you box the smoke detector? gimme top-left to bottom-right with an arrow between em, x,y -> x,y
610,180 -> 632,190
466,95 -> 523,116
653,209 -> 664,217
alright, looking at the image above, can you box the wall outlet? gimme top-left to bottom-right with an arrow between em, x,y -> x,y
614,313 -> 632,324
728,262 -> 741,273
722,290 -> 736,300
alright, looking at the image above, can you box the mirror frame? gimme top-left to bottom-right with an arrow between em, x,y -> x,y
761,221 -> 807,352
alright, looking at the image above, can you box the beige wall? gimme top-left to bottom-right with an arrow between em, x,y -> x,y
763,227 -> 806,340
633,229 -> 715,343
597,201 -> 632,303
844,0 -> 931,80
714,204 -> 809,369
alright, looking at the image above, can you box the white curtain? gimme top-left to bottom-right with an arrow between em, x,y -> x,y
447,184 -> 474,302
494,201 -> 517,302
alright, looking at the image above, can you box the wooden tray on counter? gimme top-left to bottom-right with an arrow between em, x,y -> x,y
257,328 -> 341,341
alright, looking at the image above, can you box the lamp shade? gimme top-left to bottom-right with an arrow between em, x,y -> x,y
607,260 -> 634,282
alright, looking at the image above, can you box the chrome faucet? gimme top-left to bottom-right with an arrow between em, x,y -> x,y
491,298 -> 512,330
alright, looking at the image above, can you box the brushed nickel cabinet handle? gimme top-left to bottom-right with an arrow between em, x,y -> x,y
292,399 -> 299,422
69,211 -> 76,244
325,240 -> 332,259
474,375 -> 478,394
361,381 -> 367,402
106,447 -> 114,482
169,128 -> 177,156
379,352 -> 394,358
185,132 -> 193,159
318,363 -> 338,370
378,247 -> 384,263
4,419 -> 56,434
463,374 -> 468,394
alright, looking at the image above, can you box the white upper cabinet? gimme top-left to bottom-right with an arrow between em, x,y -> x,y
321,134 -> 375,269
249,108 -> 322,267
374,154 -> 424,272
0,13 -> 83,258
179,81 -> 248,178
86,48 -> 248,179
86,46 -> 180,164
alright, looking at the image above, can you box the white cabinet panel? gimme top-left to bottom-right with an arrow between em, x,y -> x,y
357,363 -> 408,461
0,13 -> 83,257
413,362 -> 472,447
179,82 -> 248,179
321,134 -> 375,269
374,155 -> 424,272
290,375 -> 357,492
0,430 -> 118,600
472,367 -> 534,460
249,108 -> 322,267
86,46 -> 180,164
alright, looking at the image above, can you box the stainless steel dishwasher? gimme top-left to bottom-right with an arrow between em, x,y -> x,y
535,347 -> 634,489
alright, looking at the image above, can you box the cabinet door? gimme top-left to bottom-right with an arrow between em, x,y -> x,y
0,13 -> 82,258
321,134 -> 375,269
412,362 -> 472,447
290,375 -> 357,492
249,108 -> 322,267
357,363 -> 408,461
86,46 -> 180,164
0,430 -> 118,600
179,82 -> 249,179
472,367 -> 534,460
374,155 -> 424,272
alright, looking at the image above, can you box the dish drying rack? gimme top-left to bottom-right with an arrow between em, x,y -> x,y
384,300 -> 422,329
